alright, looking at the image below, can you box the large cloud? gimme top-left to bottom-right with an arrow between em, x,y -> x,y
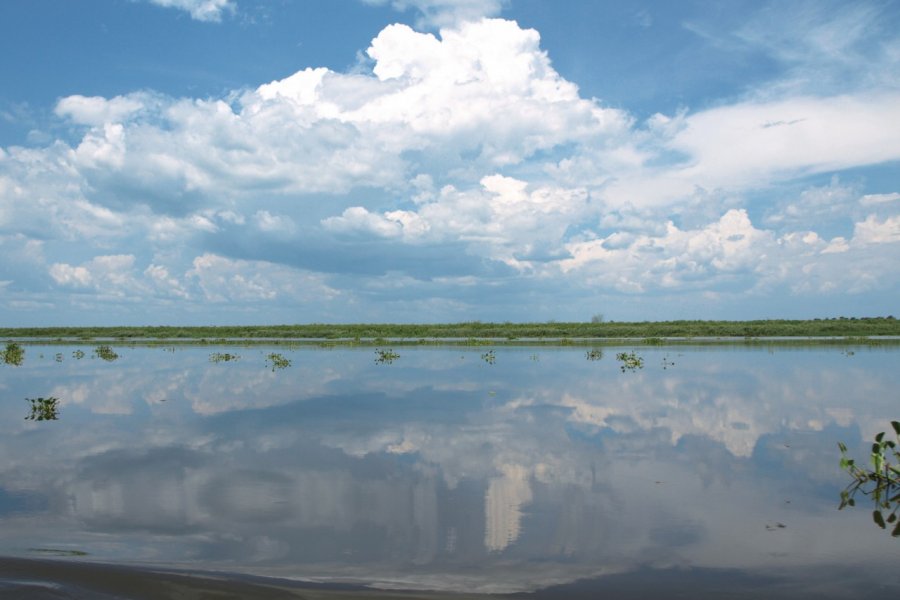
43,19 -> 625,212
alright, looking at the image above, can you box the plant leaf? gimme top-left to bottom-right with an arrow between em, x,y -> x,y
891,421 -> 900,436
874,510 -> 886,529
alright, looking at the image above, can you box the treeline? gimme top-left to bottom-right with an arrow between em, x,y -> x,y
2,317 -> 899,340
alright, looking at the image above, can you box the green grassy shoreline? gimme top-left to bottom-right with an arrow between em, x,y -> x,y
2,317 -> 899,345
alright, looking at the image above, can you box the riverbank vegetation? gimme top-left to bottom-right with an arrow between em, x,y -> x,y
2,317 -> 899,344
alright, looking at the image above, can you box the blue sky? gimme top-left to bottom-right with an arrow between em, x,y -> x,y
1,0 -> 898,326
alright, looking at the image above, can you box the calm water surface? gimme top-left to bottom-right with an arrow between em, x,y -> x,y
1,344 -> 898,597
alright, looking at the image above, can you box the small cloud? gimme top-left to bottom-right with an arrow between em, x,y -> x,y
145,0 -> 236,23
49,255 -> 136,291
186,253 -> 338,303
852,215 -> 900,245
49,263 -> 93,288
860,192 -> 900,206
361,0 -> 506,29
322,207 -> 404,238
763,177 -> 859,228
821,237 -> 849,254
634,9 -> 652,28
254,210 -> 296,234
55,95 -> 146,126
144,264 -> 189,298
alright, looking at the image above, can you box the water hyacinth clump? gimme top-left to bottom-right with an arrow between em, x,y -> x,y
25,397 -> 60,421
93,345 -> 119,362
374,348 -> 400,364
616,351 -> 644,372
585,348 -> 603,361
265,352 -> 291,371
209,352 -> 240,363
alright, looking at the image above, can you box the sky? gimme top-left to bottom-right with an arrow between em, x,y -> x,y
1,0 -> 898,326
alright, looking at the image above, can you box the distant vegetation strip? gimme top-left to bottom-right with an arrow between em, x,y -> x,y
2,317 -> 899,342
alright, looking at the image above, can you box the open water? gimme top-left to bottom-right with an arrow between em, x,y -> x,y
1,344 -> 898,598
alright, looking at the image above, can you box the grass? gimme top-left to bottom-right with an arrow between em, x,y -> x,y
2,317 -> 899,347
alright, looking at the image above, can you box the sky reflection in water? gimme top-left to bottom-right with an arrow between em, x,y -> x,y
0,345 -> 898,594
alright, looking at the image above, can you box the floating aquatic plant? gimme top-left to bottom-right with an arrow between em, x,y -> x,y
25,397 -> 60,421
616,351 -> 644,372
585,348 -> 603,361
93,345 -> 118,361
838,421 -> 900,537
374,348 -> 400,364
209,352 -> 240,363
266,352 -> 291,371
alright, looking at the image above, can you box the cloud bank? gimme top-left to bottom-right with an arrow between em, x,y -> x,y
1,6 -> 898,324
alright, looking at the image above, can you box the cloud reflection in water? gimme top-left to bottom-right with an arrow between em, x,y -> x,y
0,345 -> 898,593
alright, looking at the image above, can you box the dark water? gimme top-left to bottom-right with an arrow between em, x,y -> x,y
1,344 -> 898,598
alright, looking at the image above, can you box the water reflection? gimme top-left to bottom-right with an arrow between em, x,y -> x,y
0,345 -> 898,594
2,341 -> 25,366
485,464 -> 531,552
